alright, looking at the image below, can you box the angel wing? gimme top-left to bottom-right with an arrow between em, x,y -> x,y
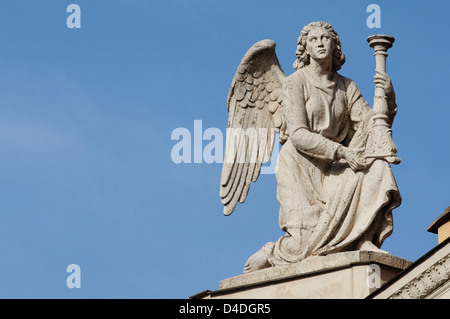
220,39 -> 288,216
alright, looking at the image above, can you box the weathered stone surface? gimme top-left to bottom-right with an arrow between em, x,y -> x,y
369,238 -> 450,299
220,251 -> 411,290
219,21 -> 402,275
195,251 -> 410,299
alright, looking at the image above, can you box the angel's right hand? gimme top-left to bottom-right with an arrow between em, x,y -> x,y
337,146 -> 366,171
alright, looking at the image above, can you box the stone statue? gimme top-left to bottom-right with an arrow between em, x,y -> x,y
220,21 -> 401,273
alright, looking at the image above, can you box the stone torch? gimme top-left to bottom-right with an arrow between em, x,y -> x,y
365,34 -> 401,165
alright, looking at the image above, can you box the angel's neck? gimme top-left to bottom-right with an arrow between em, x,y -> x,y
306,58 -> 333,81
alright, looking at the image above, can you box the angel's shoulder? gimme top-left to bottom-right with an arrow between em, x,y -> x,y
282,69 -> 307,91
336,73 -> 358,91
287,68 -> 307,80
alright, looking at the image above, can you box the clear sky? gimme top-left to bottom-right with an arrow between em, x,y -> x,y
0,0 -> 448,298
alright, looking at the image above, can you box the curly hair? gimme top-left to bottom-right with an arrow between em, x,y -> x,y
293,21 -> 346,71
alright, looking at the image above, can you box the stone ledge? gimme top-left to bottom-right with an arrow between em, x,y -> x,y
219,250 -> 412,290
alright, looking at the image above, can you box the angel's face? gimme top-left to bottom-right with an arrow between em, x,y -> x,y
305,27 -> 334,61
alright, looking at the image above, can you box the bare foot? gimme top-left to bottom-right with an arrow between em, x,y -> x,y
243,242 -> 274,273
359,241 -> 390,254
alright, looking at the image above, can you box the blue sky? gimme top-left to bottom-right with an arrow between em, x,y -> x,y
0,0 -> 448,298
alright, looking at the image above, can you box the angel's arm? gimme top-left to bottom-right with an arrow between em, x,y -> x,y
345,78 -> 372,134
345,76 -> 396,131
283,75 -> 342,161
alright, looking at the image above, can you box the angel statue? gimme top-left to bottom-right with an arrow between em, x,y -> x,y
220,21 -> 401,274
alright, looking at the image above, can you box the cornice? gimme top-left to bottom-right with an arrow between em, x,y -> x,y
389,254 -> 450,299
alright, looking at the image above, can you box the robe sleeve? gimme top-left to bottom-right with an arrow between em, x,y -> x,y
345,78 -> 372,133
345,77 -> 397,129
282,74 -> 341,161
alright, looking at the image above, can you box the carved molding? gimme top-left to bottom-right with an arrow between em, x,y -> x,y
389,254 -> 450,299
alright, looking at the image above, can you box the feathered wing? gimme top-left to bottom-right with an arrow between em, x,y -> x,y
220,39 -> 287,216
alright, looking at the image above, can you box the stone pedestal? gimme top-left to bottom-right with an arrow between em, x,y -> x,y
195,251 -> 412,299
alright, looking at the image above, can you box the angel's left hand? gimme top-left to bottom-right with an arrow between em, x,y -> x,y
374,71 -> 394,96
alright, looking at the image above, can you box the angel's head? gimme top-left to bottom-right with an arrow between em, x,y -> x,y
293,21 -> 345,71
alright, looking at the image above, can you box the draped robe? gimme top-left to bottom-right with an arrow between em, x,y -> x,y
267,67 -> 401,266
